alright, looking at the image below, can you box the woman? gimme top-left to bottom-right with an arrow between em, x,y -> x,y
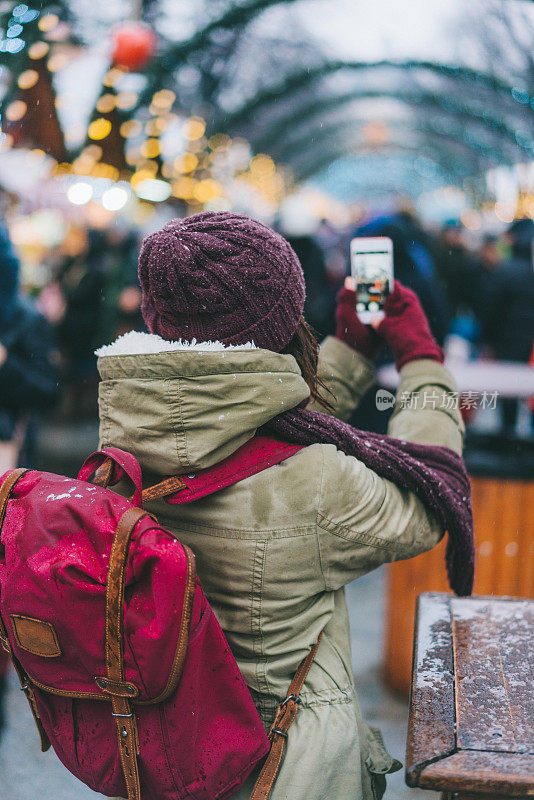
97,212 -> 473,800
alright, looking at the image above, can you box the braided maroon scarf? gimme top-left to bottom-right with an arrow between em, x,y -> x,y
263,408 -> 474,596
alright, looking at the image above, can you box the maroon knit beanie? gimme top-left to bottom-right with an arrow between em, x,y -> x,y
138,211 -> 305,351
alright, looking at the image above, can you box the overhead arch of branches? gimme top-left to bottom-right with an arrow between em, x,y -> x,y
293,143 -> 467,185
217,59 -> 527,131
251,88 -> 534,157
280,119 -> 499,182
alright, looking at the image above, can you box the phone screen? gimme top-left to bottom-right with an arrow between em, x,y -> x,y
350,238 -> 393,321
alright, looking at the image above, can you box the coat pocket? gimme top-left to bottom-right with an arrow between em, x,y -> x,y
364,725 -> 402,800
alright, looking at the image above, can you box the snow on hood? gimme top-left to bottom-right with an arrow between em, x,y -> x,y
95,331 -> 257,358
96,331 -> 308,473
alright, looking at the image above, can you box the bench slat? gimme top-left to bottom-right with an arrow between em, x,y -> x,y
452,596 -> 534,752
406,592 -> 534,797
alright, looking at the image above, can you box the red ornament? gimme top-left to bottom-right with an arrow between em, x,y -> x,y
111,23 -> 156,71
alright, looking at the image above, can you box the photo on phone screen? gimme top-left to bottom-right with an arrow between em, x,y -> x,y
350,236 -> 393,323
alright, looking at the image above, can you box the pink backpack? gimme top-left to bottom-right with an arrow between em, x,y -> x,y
0,438 -> 322,800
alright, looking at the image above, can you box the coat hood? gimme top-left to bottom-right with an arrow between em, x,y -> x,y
97,332 -> 309,475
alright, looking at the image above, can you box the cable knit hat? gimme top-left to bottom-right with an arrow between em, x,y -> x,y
138,211 -> 306,351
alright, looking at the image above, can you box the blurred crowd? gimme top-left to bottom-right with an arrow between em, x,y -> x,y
280,208 -> 534,437
1,204 -> 533,477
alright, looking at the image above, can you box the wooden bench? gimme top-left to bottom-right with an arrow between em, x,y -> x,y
406,592 -> 534,799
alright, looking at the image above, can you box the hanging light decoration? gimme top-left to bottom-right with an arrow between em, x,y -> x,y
111,23 -> 156,71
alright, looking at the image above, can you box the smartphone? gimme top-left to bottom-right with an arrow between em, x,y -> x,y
350,236 -> 393,324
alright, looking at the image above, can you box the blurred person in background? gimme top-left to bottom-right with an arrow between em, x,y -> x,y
477,233 -> 501,275
278,197 -> 336,338
469,234 -> 502,323
480,219 -> 534,435
435,220 -> 478,317
316,216 -> 349,290
100,227 -> 145,339
397,207 -> 438,285
57,228 -> 106,419
0,220 -> 59,736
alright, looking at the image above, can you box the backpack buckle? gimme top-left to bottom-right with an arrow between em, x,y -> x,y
279,693 -> 300,709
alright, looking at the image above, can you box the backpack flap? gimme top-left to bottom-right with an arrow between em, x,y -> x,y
0,469 -> 197,704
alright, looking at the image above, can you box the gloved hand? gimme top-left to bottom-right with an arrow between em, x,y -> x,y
335,278 -> 382,360
375,280 -> 444,370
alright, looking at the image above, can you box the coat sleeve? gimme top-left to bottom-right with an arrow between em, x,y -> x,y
387,358 -> 464,455
307,335 -> 375,421
316,359 -> 463,590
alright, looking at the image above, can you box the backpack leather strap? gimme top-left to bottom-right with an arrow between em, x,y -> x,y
248,630 -> 324,800
0,602 -> 51,752
99,506 -> 146,800
0,468 -> 27,529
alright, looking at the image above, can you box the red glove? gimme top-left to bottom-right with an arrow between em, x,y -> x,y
335,284 -> 382,360
376,281 -> 444,370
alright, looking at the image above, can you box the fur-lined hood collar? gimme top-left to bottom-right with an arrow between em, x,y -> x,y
95,331 -> 257,358
96,332 -> 309,474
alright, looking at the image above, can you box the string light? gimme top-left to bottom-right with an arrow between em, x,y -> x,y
115,91 -> 138,110
145,117 -> 167,136
38,13 -> 59,32
174,153 -> 198,173
139,138 -> 159,158
185,117 -> 206,141
250,154 -> 275,177
130,168 -> 155,189
88,118 -> 112,141
134,178 -> 171,202
47,52 -> 70,72
5,100 -> 27,121
172,177 -> 197,200
91,163 -> 119,180
28,41 -> 49,59
17,69 -> 39,89
151,89 -> 175,110
67,182 -> 93,205
193,179 -> 222,203
102,185 -> 130,211
494,201 -> 515,223
120,119 -> 142,138
96,94 -> 116,114
103,68 -> 125,87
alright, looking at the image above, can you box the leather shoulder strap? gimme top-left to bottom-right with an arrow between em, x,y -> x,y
0,468 -> 27,531
97,507 -> 146,800
248,631 -> 323,800
143,437 -> 305,505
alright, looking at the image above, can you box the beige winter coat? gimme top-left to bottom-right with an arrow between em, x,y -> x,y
97,334 -> 464,800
